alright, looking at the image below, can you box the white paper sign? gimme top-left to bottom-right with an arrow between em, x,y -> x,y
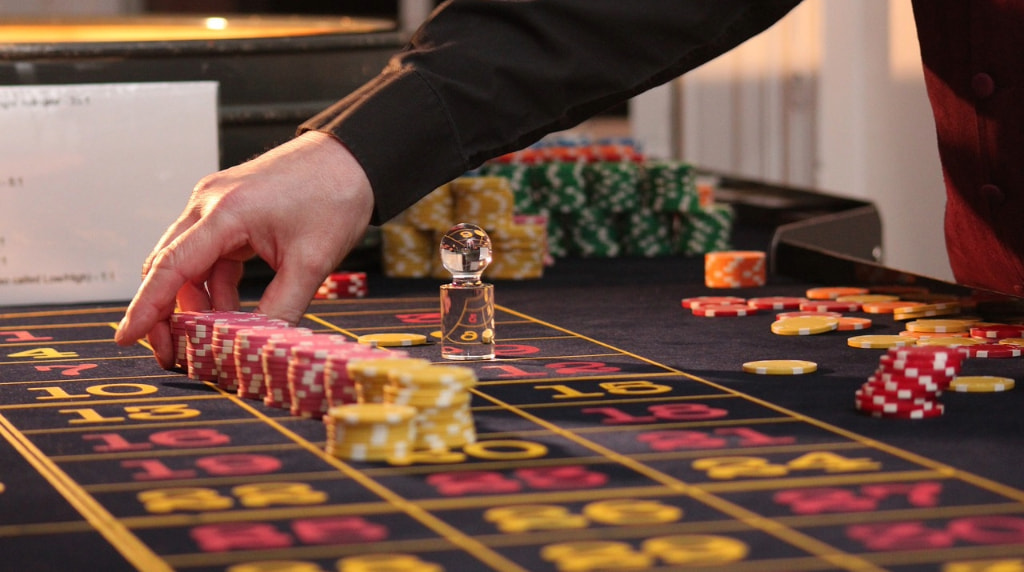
0,81 -> 218,306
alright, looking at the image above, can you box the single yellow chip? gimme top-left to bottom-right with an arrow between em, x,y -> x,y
805,286 -> 869,300
357,333 -> 428,347
904,319 -> 971,333
950,376 -> 1015,393
742,359 -> 818,375
915,337 -> 984,347
999,338 -> 1024,347
770,316 -> 839,336
835,294 -> 899,303
847,335 -> 915,349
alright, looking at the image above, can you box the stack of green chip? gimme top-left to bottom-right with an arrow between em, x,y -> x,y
586,161 -> 640,212
566,208 -> 621,257
675,204 -> 735,255
531,162 -> 587,213
642,160 -> 698,213
620,208 -> 674,257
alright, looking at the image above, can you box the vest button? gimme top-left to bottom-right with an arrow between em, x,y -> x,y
972,73 -> 995,98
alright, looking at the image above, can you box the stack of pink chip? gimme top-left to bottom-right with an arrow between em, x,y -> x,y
233,327 -> 314,399
184,311 -> 252,382
286,335 -> 367,418
211,315 -> 289,392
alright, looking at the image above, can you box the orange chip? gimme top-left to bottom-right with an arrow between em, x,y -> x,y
805,286 -> 869,300
862,300 -> 923,314
837,317 -> 873,331
704,251 -> 766,289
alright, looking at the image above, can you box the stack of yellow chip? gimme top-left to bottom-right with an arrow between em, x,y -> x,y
450,177 -> 515,231
379,223 -> 434,278
380,176 -> 547,280
388,365 -> 478,451
486,220 -> 548,279
346,357 -> 432,404
324,403 -> 418,462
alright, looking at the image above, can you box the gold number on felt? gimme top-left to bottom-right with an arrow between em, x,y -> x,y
8,347 -> 78,360
138,487 -> 233,513
227,562 -> 324,572
337,553 -> 443,572
599,381 -> 672,395
692,456 -> 789,480
124,404 -> 200,421
642,534 -> 748,566
583,499 -> 682,526
485,505 -> 588,533
542,541 -> 653,572
233,482 -> 327,508
787,451 -> 881,473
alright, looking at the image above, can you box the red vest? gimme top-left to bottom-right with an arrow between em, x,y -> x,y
913,1 -> 1024,296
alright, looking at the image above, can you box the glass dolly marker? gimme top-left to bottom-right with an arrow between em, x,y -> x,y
439,223 -> 495,360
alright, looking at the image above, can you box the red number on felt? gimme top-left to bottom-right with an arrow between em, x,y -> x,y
195,454 -> 281,476
847,521 -> 955,550
34,364 -> 98,376
775,482 -> 943,515
649,403 -> 728,421
292,516 -> 388,544
0,330 -> 53,342
122,459 -> 197,481
480,364 -> 546,378
494,344 -> 541,357
774,488 -> 879,514
515,466 -> 608,490
546,362 -> 621,374
949,516 -> 1024,545
638,430 -> 728,451
191,523 -> 292,552
149,428 -> 231,448
393,313 -> 441,324
83,433 -> 153,452
582,407 -> 657,425
715,427 -> 796,446
427,471 -> 522,496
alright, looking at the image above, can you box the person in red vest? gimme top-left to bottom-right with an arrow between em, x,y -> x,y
115,0 -> 1024,367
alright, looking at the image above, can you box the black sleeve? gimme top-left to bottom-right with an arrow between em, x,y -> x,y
299,0 -> 803,224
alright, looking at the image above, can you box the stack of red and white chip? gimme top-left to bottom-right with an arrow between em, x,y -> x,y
184,311 -> 255,382
211,315 -> 289,392
314,271 -> 368,300
855,346 -> 965,419
234,327 -> 315,400
263,335 -> 328,409
286,335 -> 367,418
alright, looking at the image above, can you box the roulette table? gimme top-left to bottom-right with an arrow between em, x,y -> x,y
1,180 -> 1023,572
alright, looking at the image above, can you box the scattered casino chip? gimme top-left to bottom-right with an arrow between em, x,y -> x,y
959,343 -> 1023,359
742,359 -> 818,375
862,300 -> 923,314
746,297 -> 806,310
949,376 -> 1016,393
681,296 -> 746,310
315,271 -> 368,299
704,251 -> 766,289
357,333 -> 429,347
770,316 -> 839,336
805,286 -> 869,300
776,311 -> 843,320
914,337 -> 983,347
905,319 -> 972,333
836,317 -> 872,331
835,294 -> 899,304
800,300 -> 861,313
847,335 -> 915,349
692,303 -> 757,317
970,324 -> 1024,340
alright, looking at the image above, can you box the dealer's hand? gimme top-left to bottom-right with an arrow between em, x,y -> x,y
114,131 -> 374,369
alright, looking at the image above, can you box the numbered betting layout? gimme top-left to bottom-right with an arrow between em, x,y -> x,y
1,297 -> 1024,572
